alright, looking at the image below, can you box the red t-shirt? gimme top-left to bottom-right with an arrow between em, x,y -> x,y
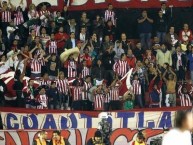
55,32 -> 69,49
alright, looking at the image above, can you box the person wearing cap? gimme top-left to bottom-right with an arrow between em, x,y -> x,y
87,130 -> 104,145
162,109 -> 193,145
132,131 -> 146,145
33,130 -> 48,145
49,130 -> 71,145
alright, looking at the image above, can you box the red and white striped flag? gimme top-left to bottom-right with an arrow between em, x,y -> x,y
118,68 -> 133,96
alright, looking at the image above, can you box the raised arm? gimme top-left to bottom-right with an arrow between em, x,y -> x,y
146,17 -> 153,23
137,17 -> 146,23
178,84 -> 182,96
8,0 -> 15,11
169,67 -> 177,81
162,70 -> 167,83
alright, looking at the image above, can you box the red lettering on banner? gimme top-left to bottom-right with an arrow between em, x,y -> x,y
4,132 -> 16,145
110,128 -> 137,143
17,131 -> 29,144
75,129 -> 82,145
61,130 -> 71,140
85,128 -> 97,144
143,128 -> 163,141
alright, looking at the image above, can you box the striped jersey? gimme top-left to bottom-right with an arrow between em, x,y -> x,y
13,11 -> 24,26
110,86 -> 120,101
81,66 -> 90,78
132,80 -> 141,95
30,58 -> 43,74
71,86 -> 83,101
1,10 -> 11,22
56,78 -> 69,94
94,93 -> 104,110
104,10 -> 116,25
178,85 -> 192,107
82,82 -> 92,100
113,60 -> 129,77
46,40 -> 57,54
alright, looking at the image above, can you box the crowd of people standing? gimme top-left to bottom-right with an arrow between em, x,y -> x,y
0,1 -> 192,111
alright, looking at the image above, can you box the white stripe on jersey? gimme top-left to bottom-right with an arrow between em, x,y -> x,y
81,67 -> 90,78
82,82 -> 92,100
2,11 -> 11,22
71,87 -> 82,101
132,80 -> 141,95
94,93 -> 104,110
47,40 -> 57,54
56,79 -> 69,94
110,87 -> 119,101
30,58 -> 43,74
113,60 -> 129,77
14,11 -> 24,26
68,61 -> 77,78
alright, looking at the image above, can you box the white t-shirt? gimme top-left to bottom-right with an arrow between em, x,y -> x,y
162,129 -> 192,145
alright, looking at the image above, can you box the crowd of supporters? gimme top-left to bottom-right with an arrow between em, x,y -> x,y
0,1 -> 192,111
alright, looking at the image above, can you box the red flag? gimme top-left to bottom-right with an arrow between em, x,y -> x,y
119,68 -> 133,96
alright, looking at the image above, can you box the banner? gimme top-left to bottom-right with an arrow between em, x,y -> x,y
1,109 -> 176,130
0,128 -> 165,145
26,0 -> 192,11
67,0 -> 192,10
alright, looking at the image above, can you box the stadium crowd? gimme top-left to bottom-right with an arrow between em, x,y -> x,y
0,0 -> 192,111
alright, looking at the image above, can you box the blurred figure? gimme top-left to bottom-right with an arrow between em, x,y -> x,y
87,130 -> 104,145
132,131 -> 146,145
104,3 -> 116,26
179,24 -> 193,45
162,109 -> 193,145
137,10 -> 153,50
33,130 -> 48,145
49,130 -> 71,145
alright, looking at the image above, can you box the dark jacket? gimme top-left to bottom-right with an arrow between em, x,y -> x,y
103,25 -> 116,41
0,79 -> 7,100
49,138 -> 71,145
102,51 -> 115,70
133,48 -> 144,61
47,88 -> 60,104
64,24 -> 79,38
156,16 -> 167,32
91,65 -> 105,80
64,39 -> 77,49
172,52 -> 187,69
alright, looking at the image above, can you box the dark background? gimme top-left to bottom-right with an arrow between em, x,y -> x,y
68,7 -> 193,39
